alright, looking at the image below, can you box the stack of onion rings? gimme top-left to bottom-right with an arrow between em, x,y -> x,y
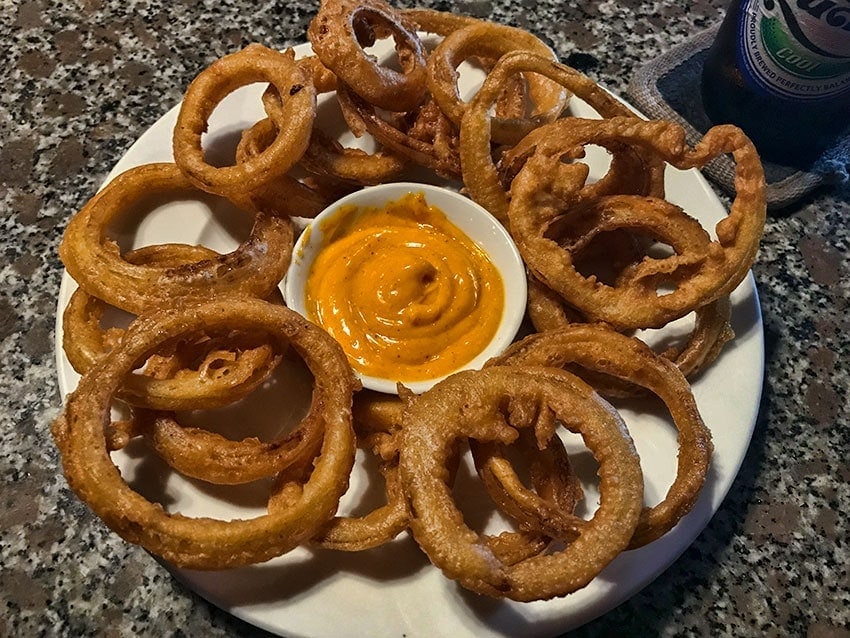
507,117 -> 765,331
52,0 -> 767,603
61,243 -> 285,411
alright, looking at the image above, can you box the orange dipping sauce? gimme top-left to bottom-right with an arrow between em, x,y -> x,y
304,192 -> 505,383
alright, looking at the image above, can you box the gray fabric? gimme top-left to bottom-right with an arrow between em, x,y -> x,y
626,26 -> 849,210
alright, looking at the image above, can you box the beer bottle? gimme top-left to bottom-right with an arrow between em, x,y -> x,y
701,0 -> 850,168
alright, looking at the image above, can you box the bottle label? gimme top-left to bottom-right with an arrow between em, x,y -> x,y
737,0 -> 850,101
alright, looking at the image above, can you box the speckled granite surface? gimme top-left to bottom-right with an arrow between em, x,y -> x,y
2,0 -> 849,636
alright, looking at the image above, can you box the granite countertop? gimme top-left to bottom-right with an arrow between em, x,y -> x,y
2,0 -> 848,636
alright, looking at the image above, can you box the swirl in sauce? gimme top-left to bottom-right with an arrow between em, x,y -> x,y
304,192 -> 504,382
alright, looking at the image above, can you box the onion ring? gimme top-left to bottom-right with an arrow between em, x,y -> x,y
508,120 -> 766,329
52,298 -> 358,568
172,44 -> 315,197
472,426 -> 585,543
335,84 -> 462,179
526,272 -> 588,332
58,163 -> 294,315
399,365 -> 643,601
525,280 -> 735,392
234,117 -> 353,218
268,389 -> 409,551
113,297 -> 340,486
334,53 -> 529,181
259,80 -> 409,186
459,52 -> 636,222
498,118 -> 667,202
490,324 -> 713,547
663,295 -> 735,379
428,23 -> 569,145
301,126 -> 409,185
308,0 -> 428,112
62,244 -> 284,411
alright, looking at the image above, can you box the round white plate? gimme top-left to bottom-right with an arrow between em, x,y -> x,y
55,40 -> 764,638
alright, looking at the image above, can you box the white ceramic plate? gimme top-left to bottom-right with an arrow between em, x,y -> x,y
55,40 -> 764,638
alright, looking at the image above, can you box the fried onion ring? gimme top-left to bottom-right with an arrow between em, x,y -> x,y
268,389 -> 409,551
52,298 -> 358,568
62,244 -> 283,411
234,117 -> 353,218
308,0 -> 428,112
173,44 -> 316,197
508,120 -> 766,329
301,126 -> 409,185
490,324 -> 713,547
459,52 -> 636,222
663,295 -> 735,379
428,23 -> 569,145
58,163 -> 294,315
498,118 -> 667,201
335,85 -> 462,179
259,81 -> 409,186
526,273 -> 587,332
525,281 -> 735,391
472,426 -> 585,543
399,366 -> 643,601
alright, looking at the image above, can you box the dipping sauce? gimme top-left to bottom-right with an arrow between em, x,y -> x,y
304,192 -> 505,382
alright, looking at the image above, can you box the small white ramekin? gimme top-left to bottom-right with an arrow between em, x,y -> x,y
284,182 -> 527,395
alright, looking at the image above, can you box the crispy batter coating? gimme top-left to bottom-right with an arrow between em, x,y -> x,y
490,324 -> 713,548
308,0 -> 428,111
59,163 -> 294,315
173,44 -> 316,197
53,299 -> 358,569
399,366 -> 643,601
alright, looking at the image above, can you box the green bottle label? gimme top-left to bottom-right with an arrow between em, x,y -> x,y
737,0 -> 850,100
